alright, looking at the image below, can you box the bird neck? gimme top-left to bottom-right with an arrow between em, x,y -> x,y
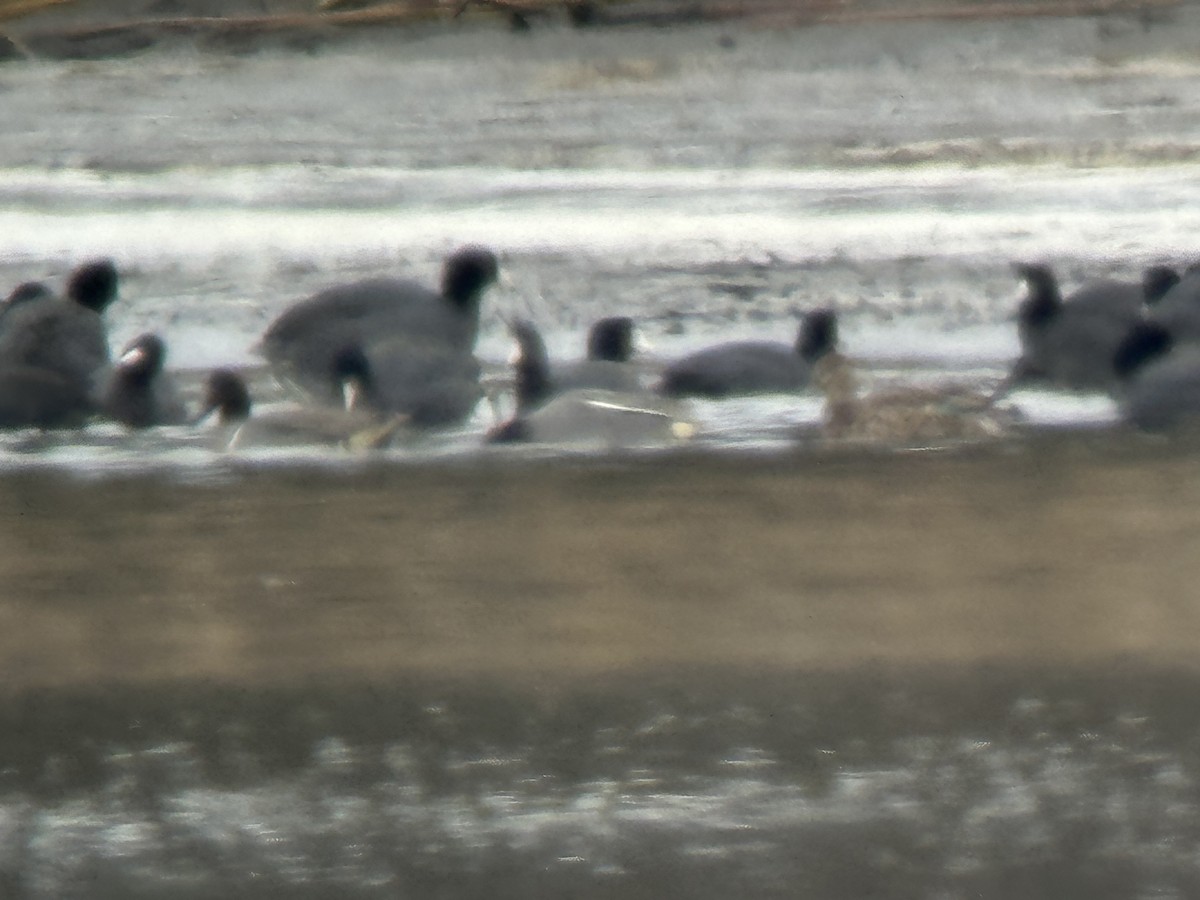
813,352 -> 862,437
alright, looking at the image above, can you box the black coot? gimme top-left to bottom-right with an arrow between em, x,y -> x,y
509,317 -> 643,414
258,245 -> 499,402
0,258 -> 119,389
102,333 -> 189,429
1007,262 -> 1150,393
657,308 -> 837,398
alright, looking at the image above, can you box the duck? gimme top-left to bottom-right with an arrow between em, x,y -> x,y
196,350 -> 404,450
101,333 -> 189,429
812,351 -> 1021,446
656,308 -> 838,398
1111,320 -> 1200,431
257,245 -> 500,402
0,258 -> 119,390
486,388 -> 695,448
509,316 -> 643,414
1006,262 -> 1157,393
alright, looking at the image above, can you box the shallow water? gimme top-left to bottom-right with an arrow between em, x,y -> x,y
4,8 -> 1200,897
3,442 -> 1200,898
5,9 -> 1200,460
3,9 -> 1200,401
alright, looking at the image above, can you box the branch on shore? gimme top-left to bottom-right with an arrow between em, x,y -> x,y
0,0 -> 73,25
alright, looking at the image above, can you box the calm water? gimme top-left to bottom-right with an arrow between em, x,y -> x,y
4,8 -> 1200,898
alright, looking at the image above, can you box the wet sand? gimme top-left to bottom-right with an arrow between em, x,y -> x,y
3,431 -> 1199,692
6,435 -> 1200,897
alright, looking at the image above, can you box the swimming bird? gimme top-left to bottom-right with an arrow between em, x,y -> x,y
257,245 -> 500,401
509,317 -> 643,414
1007,262 -> 1152,393
487,388 -> 695,448
101,333 -> 189,429
812,351 -> 1020,446
1112,320 -> 1200,431
0,259 -> 119,389
196,355 -> 403,451
657,308 -> 838,398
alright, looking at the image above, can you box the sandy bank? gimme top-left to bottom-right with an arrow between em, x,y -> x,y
2,433 -> 1200,691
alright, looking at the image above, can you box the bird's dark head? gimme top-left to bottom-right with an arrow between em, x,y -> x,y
441,246 -> 500,310
68,259 -> 119,313
1013,262 -> 1062,333
1113,321 -> 1173,380
200,369 -> 252,424
587,316 -> 636,363
797,308 -> 838,362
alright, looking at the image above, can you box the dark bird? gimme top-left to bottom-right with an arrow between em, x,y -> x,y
657,308 -> 838,398
509,316 -> 643,414
257,245 -> 500,404
101,333 -> 189,429
0,258 -> 119,390
197,349 -> 403,450
1006,262 -> 1154,393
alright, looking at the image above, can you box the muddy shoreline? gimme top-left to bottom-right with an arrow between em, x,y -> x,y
2,431 -> 1199,692
0,0 -> 1184,60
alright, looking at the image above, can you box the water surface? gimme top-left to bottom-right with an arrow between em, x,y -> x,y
4,10 -> 1200,898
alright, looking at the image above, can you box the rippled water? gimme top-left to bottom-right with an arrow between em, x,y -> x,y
4,9 -> 1200,465
4,8 -> 1200,897
7,667 -> 1200,900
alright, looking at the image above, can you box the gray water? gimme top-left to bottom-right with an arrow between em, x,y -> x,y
5,8 -> 1200,898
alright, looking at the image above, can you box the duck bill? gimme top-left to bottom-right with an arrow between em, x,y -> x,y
343,380 -> 364,413
118,345 -> 148,369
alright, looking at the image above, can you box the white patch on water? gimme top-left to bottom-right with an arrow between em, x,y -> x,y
7,165 -> 1200,269
846,317 -> 1020,368
1007,390 -> 1122,428
685,394 -> 825,448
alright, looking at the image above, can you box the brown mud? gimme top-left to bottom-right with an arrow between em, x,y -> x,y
3,430 -> 1200,694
